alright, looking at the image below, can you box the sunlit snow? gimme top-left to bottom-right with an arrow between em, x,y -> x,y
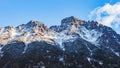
53,30 -> 76,50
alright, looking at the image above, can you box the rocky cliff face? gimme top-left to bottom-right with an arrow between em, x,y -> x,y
0,16 -> 120,68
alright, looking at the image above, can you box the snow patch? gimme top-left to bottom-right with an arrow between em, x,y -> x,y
0,46 -> 4,57
115,52 -> 120,56
41,66 -> 45,68
10,28 -> 17,39
53,30 -> 76,50
87,57 -> 91,62
79,26 -> 102,44
85,44 -> 93,55
111,49 -> 120,56
46,50 -> 50,53
44,35 -> 56,39
99,61 -> 103,65
59,56 -> 64,62
22,43 -> 29,54
0,28 -> 4,35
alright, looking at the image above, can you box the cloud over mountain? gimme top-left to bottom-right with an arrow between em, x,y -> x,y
89,2 -> 120,34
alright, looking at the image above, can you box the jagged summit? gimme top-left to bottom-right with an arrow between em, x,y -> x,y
50,16 -> 120,50
17,20 -> 46,30
0,20 -> 55,45
0,17 -> 119,46
26,20 -> 45,27
61,16 -> 84,27
0,16 -> 120,68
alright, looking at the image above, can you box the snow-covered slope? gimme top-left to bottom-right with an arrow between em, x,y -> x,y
50,16 -> 103,47
0,16 -> 120,68
0,20 -> 56,45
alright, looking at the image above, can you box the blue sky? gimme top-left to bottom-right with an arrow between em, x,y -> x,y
0,0 -> 119,28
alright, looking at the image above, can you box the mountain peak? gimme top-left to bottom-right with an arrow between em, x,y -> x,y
61,16 -> 84,27
0,20 -> 56,45
0,16 -> 120,68
26,20 -> 44,27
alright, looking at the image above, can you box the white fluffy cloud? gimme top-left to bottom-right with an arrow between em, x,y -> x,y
89,2 -> 120,34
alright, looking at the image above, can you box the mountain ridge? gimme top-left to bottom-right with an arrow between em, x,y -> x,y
0,16 -> 120,68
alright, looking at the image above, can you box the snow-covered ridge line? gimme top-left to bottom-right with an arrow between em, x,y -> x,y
0,21 -> 56,45
0,16 -> 120,68
50,16 -> 103,46
0,16 -> 119,49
